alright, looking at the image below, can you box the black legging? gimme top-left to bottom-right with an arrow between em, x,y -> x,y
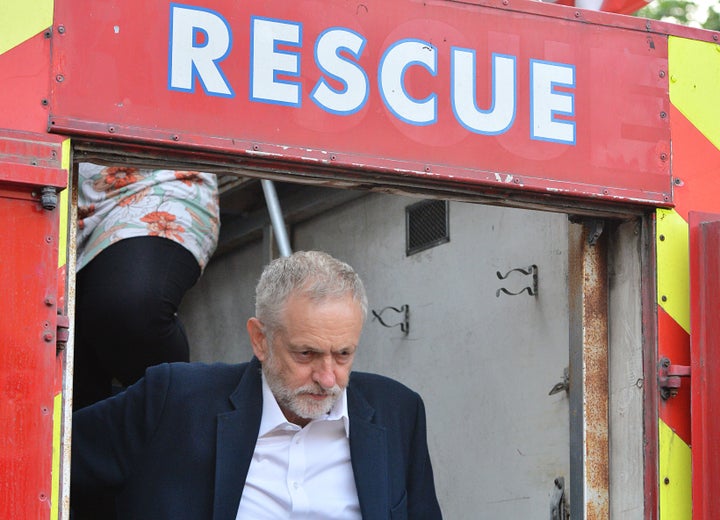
73,236 -> 200,410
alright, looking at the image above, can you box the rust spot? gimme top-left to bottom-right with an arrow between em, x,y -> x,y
574,222 -> 610,519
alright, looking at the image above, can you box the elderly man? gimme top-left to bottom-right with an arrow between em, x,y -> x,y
71,251 -> 442,519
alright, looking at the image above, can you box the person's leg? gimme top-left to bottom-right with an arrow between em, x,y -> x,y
73,264 -> 114,410
73,236 -> 201,409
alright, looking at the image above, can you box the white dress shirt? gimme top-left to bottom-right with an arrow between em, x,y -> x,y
235,375 -> 362,519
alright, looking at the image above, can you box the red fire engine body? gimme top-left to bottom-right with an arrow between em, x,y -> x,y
1,0 -> 718,518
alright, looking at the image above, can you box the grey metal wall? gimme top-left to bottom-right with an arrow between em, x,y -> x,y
183,192 -> 573,518
292,194 -> 571,519
182,240 -> 260,363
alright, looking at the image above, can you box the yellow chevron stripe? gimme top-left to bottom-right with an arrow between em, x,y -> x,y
51,391 -> 62,519
656,208 -> 690,333
58,139 -> 71,269
659,419 -> 692,520
0,0 -> 54,55
669,36 -> 720,150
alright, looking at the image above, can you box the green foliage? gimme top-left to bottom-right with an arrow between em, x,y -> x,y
705,5 -> 720,30
636,0 -> 720,30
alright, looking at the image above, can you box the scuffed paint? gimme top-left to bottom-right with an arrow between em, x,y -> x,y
494,172 -> 515,183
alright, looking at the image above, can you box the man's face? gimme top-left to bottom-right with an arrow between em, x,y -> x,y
248,292 -> 364,426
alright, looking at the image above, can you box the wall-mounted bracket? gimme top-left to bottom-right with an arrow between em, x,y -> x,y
548,367 -> 570,396
658,357 -> 691,400
371,305 -> 409,336
496,265 -> 538,297
551,477 -> 569,519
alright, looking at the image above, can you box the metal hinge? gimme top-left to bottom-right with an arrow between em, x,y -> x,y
56,314 -> 70,352
551,476 -> 569,519
658,357 -> 691,400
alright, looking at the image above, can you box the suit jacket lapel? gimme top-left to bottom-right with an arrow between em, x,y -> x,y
348,385 -> 389,520
213,359 -> 263,520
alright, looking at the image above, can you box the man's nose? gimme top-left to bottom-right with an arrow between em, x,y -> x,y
313,359 -> 337,389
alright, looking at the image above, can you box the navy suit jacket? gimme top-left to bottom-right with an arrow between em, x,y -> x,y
71,358 -> 442,519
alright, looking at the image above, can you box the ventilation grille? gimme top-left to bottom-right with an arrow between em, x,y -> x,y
406,200 -> 449,256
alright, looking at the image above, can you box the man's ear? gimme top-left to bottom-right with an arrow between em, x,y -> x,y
247,317 -> 269,361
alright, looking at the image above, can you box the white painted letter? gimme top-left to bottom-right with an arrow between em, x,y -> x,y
530,60 -> 575,144
169,4 -> 233,97
379,39 -> 437,126
311,28 -> 368,115
451,50 -> 516,135
251,17 -> 302,107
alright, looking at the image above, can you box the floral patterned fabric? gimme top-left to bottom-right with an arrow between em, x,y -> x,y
77,162 -> 220,272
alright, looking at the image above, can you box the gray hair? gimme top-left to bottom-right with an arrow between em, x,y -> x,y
255,251 -> 368,337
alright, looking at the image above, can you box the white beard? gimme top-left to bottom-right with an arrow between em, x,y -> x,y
263,356 -> 342,421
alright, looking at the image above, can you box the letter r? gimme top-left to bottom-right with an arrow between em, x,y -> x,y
169,4 -> 234,97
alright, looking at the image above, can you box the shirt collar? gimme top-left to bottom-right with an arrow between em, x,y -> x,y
259,372 -> 350,438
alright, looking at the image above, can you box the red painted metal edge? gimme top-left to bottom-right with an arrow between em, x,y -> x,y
643,214 -> 659,520
50,0 -> 673,206
0,163 -> 67,189
689,211 -> 720,520
0,184 -> 59,520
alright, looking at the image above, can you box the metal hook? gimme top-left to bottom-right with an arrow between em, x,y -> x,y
371,305 -> 410,335
496,265 -> 538,297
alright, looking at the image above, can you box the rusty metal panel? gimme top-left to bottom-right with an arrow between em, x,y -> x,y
50,0 -> 672,206
688,212 -> 720,520
569,220 -> 609,520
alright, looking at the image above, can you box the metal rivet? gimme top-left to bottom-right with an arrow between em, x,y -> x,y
660,153 -> 667,161
659,70 -> 666,78
664,477 -> 670,485
661,295 -> 667,302
57,25 -> 65,34
659,234 -> 665,241
55,74 -> 64,83
172,135 -> 179,141
660,111 -> 667,119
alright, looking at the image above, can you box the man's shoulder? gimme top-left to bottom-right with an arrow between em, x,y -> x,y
145,360 -> 254,394
349,371 -> 420,404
